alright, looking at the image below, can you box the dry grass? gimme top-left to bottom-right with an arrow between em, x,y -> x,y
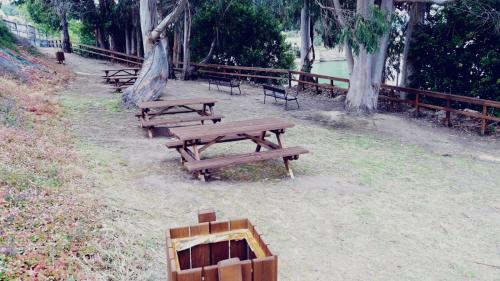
0,48 -> 107,280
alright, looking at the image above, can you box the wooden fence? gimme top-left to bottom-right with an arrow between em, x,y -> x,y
176,61 -> 500,135
73,44 -> 143,66
68,44 -> 498,135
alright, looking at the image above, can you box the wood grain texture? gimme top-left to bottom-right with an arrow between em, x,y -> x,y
176,268 -> 202,281
252,256 -> 277,281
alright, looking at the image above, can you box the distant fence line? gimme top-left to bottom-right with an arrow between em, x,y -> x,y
67,43 -> 499,135
1,19 -> 57,46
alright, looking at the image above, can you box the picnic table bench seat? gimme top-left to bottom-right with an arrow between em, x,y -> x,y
263,84 -> 299,110
184,146 -> 308,172
207,75 -> 242,95
141,114 -> 223,128
138,98 -> 219,138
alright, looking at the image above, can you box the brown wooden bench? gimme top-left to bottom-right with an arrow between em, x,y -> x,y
142,115 -> 223,138
263,84 -> 300,110
184,147 -> 308,172
138,98 -> 219,138
169,118 -> 309,181
207,75 -> 242,95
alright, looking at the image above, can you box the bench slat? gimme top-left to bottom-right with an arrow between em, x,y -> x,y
138,98 -> 218,109
141,115 -> 223,127
184,146 -> 309,171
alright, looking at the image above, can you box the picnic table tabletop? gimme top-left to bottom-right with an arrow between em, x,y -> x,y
170,117 -> 294,141
138,98 -> 218,110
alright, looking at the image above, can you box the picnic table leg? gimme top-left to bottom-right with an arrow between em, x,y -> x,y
192,143 -> 207,181
276,131 -> 294,179
255,131 -> 266,152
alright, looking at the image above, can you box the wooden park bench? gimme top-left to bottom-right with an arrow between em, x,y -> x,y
207,75 -> 242,95
168,118 -> 309,181
138,98 -> 222,138
263,84 -> 300,110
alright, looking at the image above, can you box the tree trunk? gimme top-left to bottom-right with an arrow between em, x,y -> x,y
109,34 -> 116,51
122,0 -> 187,107
400,3 -> 425,87
345,0 -> 377,115
60,12 -> 72,53
182,5 -> 192,80
96,27 -> 106,49
131,28 -> 137,55
125,27 -> 131,54
299,0 -> 311,69
371,0 -> 394,88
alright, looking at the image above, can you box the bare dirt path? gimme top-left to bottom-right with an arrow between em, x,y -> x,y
49,50 -> 500,280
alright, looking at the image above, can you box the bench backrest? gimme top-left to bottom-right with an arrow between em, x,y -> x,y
207,75 -> 233,83
263,84 -> 286,94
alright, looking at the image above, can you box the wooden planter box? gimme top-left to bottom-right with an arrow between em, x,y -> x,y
166,211 -> 278,281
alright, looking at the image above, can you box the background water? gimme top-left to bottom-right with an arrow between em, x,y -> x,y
310,60 -> 349,88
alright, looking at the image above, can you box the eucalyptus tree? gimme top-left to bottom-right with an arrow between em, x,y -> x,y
316,0 -> 455,115
122,0 -> 187,106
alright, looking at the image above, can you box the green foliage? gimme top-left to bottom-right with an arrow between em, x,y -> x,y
69,19 -> 95,45
0,21 -> 17,50
409,0 -> 500,102
22,0 -> 60,32
340,6 -> 392,55
191,0 -> 295,70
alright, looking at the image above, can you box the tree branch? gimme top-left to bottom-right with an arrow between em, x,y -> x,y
150,0 -> 188,42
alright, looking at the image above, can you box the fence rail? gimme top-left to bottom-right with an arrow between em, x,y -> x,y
2,19 -> 55,45
69,45 -> 498,135
73,44 -> 143,66
176,61 -> 499,135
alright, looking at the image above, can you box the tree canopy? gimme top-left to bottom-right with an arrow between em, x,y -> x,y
190,0 -> 295,69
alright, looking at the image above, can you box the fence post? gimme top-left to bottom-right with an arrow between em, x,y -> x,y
415,93 -> 420,116
330,80 -> 334,97
445,96 -> 451,127
481,105 -> 487,135
315,77 -> 319,94
288,71 -> 292,88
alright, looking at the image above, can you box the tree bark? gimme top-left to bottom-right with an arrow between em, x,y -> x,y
122,0 -> 187,107
300,0 -> 311,69
96,26 -> 106,49
60,12 -> 72,53
125,27 -> 131,54
182,5 -> 192,80
345,0 -> 377,115
399,3 -> 425,87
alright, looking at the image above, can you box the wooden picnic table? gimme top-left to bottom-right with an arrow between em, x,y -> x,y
103,68 -> 140,78
137,98 -> 222,138
168,117 -> 308,181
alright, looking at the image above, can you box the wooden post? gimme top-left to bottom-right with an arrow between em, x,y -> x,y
198,209 -> 216,223
315,77 -> 319,94
415,93 -> 420,116
481,105 -> 487,135
330,80 -> 334,97
288,71 -> 292,88
445,96 -> 451,127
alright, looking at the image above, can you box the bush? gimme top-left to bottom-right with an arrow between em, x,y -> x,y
408,0 -> 500,103
191,0 -> 295,70
0,21 -> 16,50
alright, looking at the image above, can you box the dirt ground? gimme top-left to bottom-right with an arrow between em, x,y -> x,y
46,50 -> 500,280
